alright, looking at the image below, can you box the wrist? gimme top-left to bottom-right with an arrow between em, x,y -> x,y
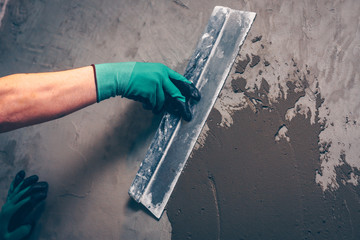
92,62 -> 136,102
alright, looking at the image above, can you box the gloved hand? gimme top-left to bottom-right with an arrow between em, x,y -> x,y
92,62 -> 201,121
0,171 -> 48,240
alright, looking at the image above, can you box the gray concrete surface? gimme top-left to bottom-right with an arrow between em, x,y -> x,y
0,0 -> 359,239
0,0 -> 217,239
168,0 -> 360,239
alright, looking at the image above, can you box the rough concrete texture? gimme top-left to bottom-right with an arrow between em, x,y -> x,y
0,0 -> 359,239
0,0 -> 211,239
168,0 -> 360,239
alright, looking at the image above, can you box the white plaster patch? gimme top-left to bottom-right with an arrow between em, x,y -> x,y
285,91 -> 317,125
316,114 -> 360,191
315,158 -> 341,191
275,125 -> 290,142
214,88 -> 248,127
347,172 -> 359,186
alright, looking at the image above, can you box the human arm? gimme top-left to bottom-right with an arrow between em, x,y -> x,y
0,66 -> 97,133
0,63 -> 200,133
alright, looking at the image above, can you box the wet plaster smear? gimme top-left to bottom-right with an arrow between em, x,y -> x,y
167,0 -> 360,239
0,0 -> 359,240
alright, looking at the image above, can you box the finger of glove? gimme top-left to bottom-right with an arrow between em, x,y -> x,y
167,68 -> 201,101
166,98 -> 192,121
162,78 -> 186,103
8,171 -> 25,199
171,80 -> 201,101
9,175 -> 38,203
12,175 -> 39,198
18,182 -> 48,203
179,100 -> 192,121
20,175 -> 39,191
11,171 -> 25,192
10,187 -> 31,207
29,191 -> 47,208
7,224 -> 31,240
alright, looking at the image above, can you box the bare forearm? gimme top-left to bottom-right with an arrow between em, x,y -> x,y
0,66 -> 97,133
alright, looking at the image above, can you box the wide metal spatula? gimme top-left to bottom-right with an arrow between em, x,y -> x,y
129,6 -> 256,219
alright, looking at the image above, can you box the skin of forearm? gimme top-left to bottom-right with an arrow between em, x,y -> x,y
0,66 -> 97,133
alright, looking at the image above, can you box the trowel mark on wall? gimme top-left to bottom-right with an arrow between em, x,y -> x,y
172,0 -> 189,9
208,173 -> 220,240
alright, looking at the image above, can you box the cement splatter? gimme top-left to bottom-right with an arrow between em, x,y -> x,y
275,125 -> 290,142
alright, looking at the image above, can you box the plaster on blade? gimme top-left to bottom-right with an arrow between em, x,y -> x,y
129,6 -> 256,219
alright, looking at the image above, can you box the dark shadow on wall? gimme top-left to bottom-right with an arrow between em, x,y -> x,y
42,100 -> 158,213
125,197 -> 160,221
0,99 -> 162,240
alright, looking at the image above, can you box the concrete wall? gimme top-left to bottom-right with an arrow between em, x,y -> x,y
0,0 -> 359,239
168,1 -> 360,239
0,0 -> 211,238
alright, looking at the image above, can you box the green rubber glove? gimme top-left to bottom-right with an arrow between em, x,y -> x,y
92,62 -> 201,121
0,171 -> 48,240
1,174 -> 32,240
